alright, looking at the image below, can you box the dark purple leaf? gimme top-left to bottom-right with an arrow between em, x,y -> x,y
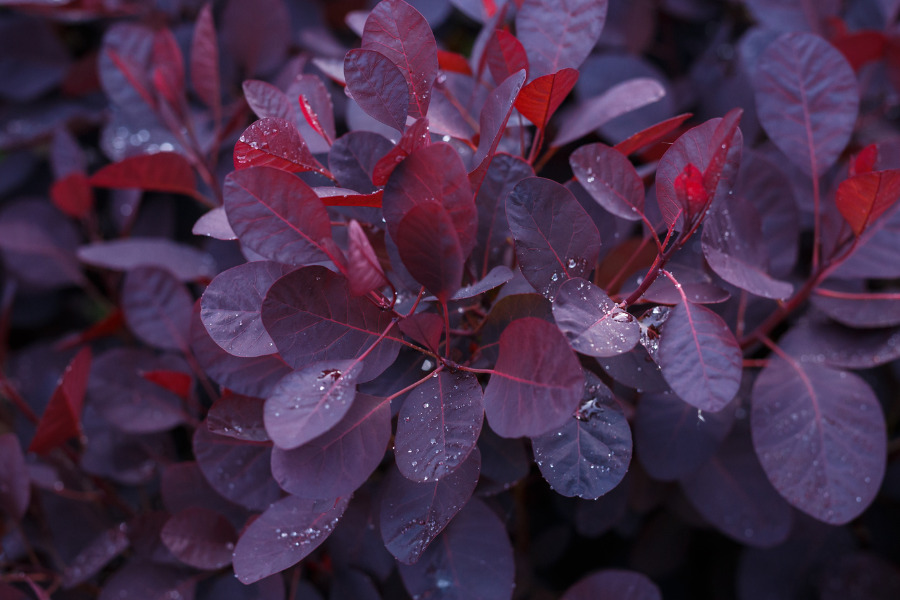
398,312 -> 443,353
395,202 -> 465,302
751,356 -> 886,524
380,450 -> 480,565
362,0 -> 438,119
516,68 -> 579,129
0,15 -> 69,102
98,23 -> 155,111
201,261 -> 292,358
193,424 -> 282,511
329,131 -> 394,193
290,74 -> 335,152
262,266 -> 400,382
81,419 -> 175,486
271,394 -> 390,499
161,462 -> 250,525
62,526 -> 130,588
506,177 -> 602,298
531,372 -> 631,499
265,360 -> 361,450
232,495 -> 349,584
639,261 -> 730,305
562,569 -> 661,600
328,491 -> 395,582
656,113 -> 743,231
818,553 -> 900,600
207,392 -> 268,442
242,79 -> 294,121
574,475 -> 630,537
89,153 -> 198,198
88,348 -> 189,433
681,424 -> 793,548
202,574 -> 287,600
657,298 -> 742,413
0,433 -> 29,521
832,203 -> 900,279
0,199 -> 84,289
570,143 -> 645,221
383,143 -> 478,257
483,317 -> 584,438
798,320 -> 900,368
190,304 -> 292,398
811,282 -> 900,329
701,194 -> 793,300
398,496 -> 514,600
743,0 -> 840,33
471,70 -> 526,184
395,370 -> 484,482
234,118 -> 331,178
515,0 -> 607,79
122,266 -> 193,352
161,507 -> 237,570
344,49 -> 410,133
478,293 -> 554,365
224,166 -> 336,266
437,265 -> 514,302
552,78 -> 666,147
477,426 -> 531,495
28,347 -> 91,455
347,220 -> 388,296
552,278 -> 640,357
471,153 -> 534,279
221,0 -> 290,75
635,389 -> 734,481
78,238 -> 217,281
371,117 -> 432,186
98,562 -> 194,600
190,3 -> 221,118
752,32 -> 858,177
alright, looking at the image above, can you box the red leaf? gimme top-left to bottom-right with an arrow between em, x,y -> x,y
318,189 -> 383,208
614,112 -> 692,156
850,144 -> 878,177
484,29 -> 528,84
297,93 -> 330,145
371,118 -> 431,186
233,117 -> 331,178
830,29 -> 885,72
347,220 -> 387,296
674,163 -> 707,216
836,170 -> 900,236
515,68 -> 578,129
57,309 -> 124,350
151,28 -> 185,109
437,49 -> 472,75
50,172 -> 94,219
28,347 -> 92,455
190,3 -> 221,119
141,370 -> 193,400
89,153 -> 197,198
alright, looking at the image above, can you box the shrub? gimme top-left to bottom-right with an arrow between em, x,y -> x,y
1,0 -> 899,598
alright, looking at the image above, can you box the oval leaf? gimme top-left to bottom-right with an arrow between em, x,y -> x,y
395,370 -> 484,482
751,357 -> 886,524
483,317 -> 584,438
515,68 -> 579,129
570,143 -> 645,221
344,48 -> 410,133
122,266 -> 193,351
515,0 -> 607,79
395,202 -> 465,302
78,238 -> 216,281
161,507 -> 237,570
552,277 -> 639,357
89,152 -> 197,198
234,117 -> 329,177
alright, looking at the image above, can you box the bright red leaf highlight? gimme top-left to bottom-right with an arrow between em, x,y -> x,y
836,170 -> 900,236
28,347 -> 92,455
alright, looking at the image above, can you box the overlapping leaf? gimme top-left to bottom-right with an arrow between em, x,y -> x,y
552,278 -> 639,357
836,170 -> 900,236
344,49 -> 410,132
89,153 -> 197,198
233,118 -> 330,177
515,0 -> 607,79
28,347 -> 92,455
395,202 -> 465,302
122,266 -> 193,351
516,68 -> 578,129
570,143 -> 644,221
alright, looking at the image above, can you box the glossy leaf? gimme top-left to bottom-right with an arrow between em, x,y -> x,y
362,0 -> 438,119
262,266 -> 400,382
570,143 -> 644,221
483,317 -> 584,438
395,370 -> 484,482
836,170 -> 900,236
224,166 -> 335,266
552,78 -> 666,147
201,261 -> 292,358
635,389 -> 734,481
395,202 -> 465,302
329,131 -> 394,193
371,117 -> 431,186
681,425 -> 793,548
471,70 -> 526,184
272,393 -> 390,498
78,238 -> 217,281
380,450 -> 480,565
515,0 -> 607,79
562,570 -> 661,600
344,49 -> 410,133
0,433 -> 30,521
552,277 -> 639,357
89,153 -> 197,198
28,347 -> 91,455
234,118 -> 330,177
161,507 -> 237,570
264,360 -> 361,450
207,392 -> 268,442
242,79 -> 294,121
122,266 -> 193,351
506,177 -> 602,298
192,424 -> 282,511
614,113 -> 692,156
701,195 -> 793,300
515,68 -> 578,129
752,32 -> 858,177
232,495 -> 349,584
751,356 -> 886,524
398,496 -> 514,600
657,300 -> 742,412
531,373 -> 632,499
383,143 -> 477,256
